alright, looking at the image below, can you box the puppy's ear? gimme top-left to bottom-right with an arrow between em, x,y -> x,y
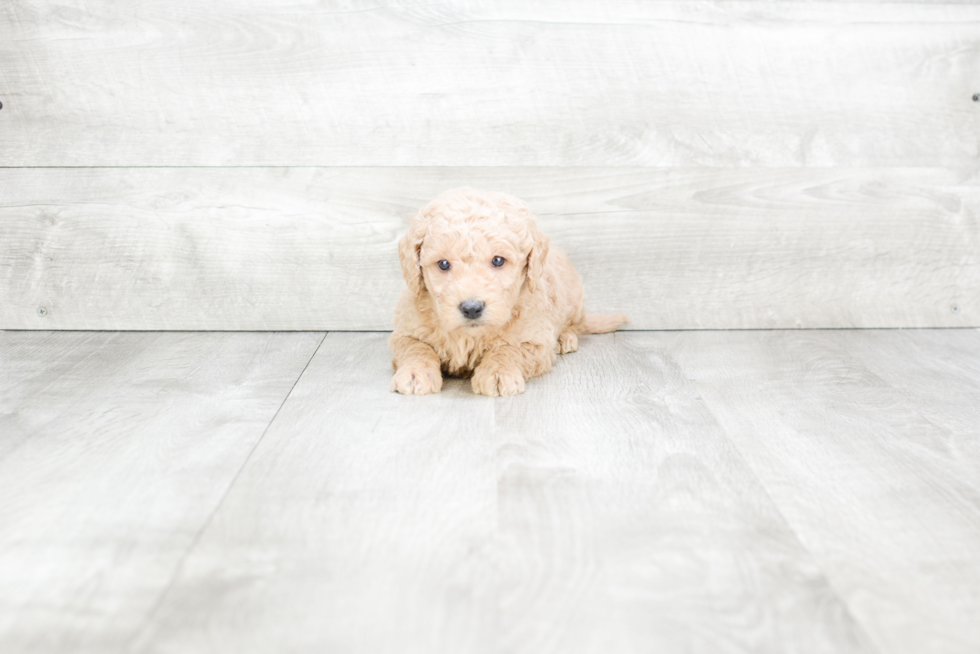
398,215 -> 427,295
525,218 -> 550,293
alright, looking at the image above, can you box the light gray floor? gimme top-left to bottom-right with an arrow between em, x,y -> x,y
1,329 -> 979,654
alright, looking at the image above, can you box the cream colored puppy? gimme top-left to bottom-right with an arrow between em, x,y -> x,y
390,188 -> 627,396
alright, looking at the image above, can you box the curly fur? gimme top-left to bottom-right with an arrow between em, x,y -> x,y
389,188 -> 627,396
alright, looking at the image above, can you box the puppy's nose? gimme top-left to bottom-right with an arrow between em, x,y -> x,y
459,300 -> 485,320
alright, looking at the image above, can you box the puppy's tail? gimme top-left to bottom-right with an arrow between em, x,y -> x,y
581,313 -> 629,334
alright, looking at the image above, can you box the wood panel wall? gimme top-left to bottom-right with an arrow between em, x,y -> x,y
1,1 -> 978,329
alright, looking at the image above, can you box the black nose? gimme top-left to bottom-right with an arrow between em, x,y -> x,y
459,300 -> 485,320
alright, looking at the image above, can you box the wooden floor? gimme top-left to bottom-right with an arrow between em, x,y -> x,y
1,329 -> 978,654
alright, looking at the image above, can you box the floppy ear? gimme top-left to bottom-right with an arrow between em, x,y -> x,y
524,218 -> 550,293
398,215 -> 427,295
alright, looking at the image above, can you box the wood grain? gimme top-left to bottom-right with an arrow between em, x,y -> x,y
492,333 -> 875,654
0,331 -> 323,654
2,166 -> 976,330
0,1 -> 977,166
131,332 -> 876,654
667,329 -> 980,654
129,333 -> 499,654
4,330 -> 980,652
836,329 -> 980,463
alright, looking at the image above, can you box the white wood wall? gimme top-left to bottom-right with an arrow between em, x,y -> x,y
1,1 -> 978,329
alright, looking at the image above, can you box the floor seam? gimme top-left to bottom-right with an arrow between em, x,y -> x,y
702,402 -> 885,654
123,331 -> 328,653
663,335 -> 887,654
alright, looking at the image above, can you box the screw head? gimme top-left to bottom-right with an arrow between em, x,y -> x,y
974,93 -> 980,102
37,307 -> 47,317
951,304 -> 960,314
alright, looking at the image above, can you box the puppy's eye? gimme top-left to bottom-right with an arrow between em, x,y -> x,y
491,256 -> 506,268
437,260 -> 451,271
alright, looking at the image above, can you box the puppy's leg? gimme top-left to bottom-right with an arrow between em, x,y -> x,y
558,331 -> 578,354
389,333 -> 443,395
472,342 -> 553,397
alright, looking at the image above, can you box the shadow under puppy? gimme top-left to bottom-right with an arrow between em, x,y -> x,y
390,188 -> 628,396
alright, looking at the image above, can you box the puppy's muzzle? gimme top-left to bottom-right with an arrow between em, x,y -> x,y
459,300 -> 485,321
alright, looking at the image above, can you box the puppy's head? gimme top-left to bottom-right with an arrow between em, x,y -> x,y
398,188 -> 549,332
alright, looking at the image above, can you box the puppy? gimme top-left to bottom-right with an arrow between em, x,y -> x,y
389,188 -> 627,396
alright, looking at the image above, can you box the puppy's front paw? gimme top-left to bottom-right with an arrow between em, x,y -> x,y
391,365 -> 443,395
471,365 -> 525,397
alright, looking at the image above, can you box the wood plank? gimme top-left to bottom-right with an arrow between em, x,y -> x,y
667,329 -> 980,654
133,332 -> 876,654
835,329 -> 980,456
0,331 -> 323,654
2,166 -> 977,330
129,333 -> 499,654
1,1 -> 977,166
492,333 -> 875,654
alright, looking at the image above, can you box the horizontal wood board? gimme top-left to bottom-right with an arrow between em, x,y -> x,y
0,331 -> 323,654
2,166 -> 977,330
0,1 -> 978,167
